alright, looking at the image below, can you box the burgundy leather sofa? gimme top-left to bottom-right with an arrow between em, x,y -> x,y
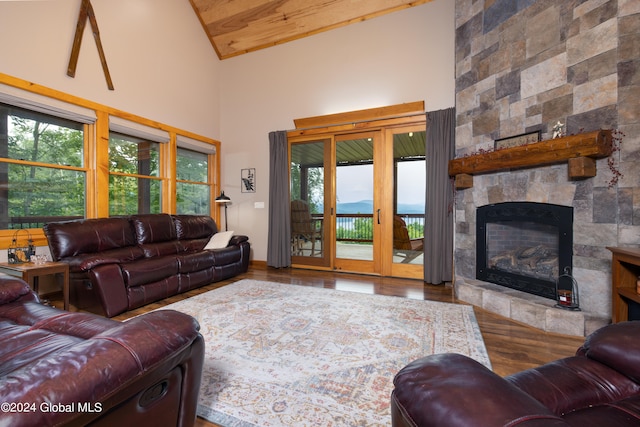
44,214 -> 249,317
391,321 -> 640,427
0,274 -> 204,427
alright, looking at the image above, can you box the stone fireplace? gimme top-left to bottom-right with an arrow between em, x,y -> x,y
453,167 -> 610,337
452,0 -> 640,336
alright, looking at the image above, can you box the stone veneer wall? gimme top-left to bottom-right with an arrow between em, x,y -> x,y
453,0 -> 640,322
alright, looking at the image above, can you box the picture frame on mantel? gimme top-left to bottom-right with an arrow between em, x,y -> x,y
494,130 -> 541,150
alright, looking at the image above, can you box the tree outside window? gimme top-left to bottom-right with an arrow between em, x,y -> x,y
0,103 -> 85,229
176,147 -> 210,215
108,133 -> 161,215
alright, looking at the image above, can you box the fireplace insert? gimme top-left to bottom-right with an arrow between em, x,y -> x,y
476,202 -> 573,300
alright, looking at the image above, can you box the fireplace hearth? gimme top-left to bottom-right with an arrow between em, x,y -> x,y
476,202 -> 573,300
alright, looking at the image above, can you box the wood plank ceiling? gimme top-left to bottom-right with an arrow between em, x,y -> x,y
189,0 -> 433,60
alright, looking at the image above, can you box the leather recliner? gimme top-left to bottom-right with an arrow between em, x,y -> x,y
391,321 -> 640,426
0,274 -> 204,427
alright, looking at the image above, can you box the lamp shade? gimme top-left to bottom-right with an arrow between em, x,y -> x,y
215,191 -> 231,203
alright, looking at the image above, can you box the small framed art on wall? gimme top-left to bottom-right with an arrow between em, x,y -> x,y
241,168 -> 256,193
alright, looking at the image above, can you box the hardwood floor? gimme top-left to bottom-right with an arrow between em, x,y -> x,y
49,265 -> 585,427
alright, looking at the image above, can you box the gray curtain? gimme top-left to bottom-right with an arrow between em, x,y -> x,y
424,108 -> 455,284
267,131 -> 291,268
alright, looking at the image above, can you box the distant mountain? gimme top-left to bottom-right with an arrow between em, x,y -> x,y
330,200 -> 424,214
398,204 -> 425,214
337,200 -> 373,214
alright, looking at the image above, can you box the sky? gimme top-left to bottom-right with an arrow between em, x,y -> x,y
336,160 -> 425,206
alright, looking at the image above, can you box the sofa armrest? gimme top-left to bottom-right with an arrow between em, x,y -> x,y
391,353 -> 568,427
579,321 -> 640,383
0,309 -> 202,427
0,274 -> 39,304
89,263 -> 129,317
506,355 -> 640,416
93,309 -> 200,367
230,235 -> 249,246
62,246 -> 145,272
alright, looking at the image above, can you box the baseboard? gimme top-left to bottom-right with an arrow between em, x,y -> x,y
250,260 -> 267,269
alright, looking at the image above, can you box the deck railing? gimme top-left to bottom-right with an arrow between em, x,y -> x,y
5,216 -> 84,229
318,213 -> 424,243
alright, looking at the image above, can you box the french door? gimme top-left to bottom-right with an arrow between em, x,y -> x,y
334,131 -> 381,274
387,126 -> 426,279
289,123 -> 425,279
290,139 -> 331,268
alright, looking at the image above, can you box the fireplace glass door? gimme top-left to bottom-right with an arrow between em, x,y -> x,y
477,202 -> 573,300
485,221 -> 559,282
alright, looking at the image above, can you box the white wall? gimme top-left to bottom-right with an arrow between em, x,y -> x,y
218,0 -> 455,261
0,0 -> 456,263
0,0 -> 221,137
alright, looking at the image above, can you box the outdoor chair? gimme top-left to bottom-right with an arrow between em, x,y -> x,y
291,199 -> 323,256
393,215 -> 423,263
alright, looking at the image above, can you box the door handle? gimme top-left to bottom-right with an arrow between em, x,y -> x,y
377,209 -> 381,224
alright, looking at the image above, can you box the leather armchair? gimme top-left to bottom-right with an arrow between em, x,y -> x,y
391,321 -> 640,427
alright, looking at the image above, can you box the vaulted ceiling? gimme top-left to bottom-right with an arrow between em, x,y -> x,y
188,0 -> 433,60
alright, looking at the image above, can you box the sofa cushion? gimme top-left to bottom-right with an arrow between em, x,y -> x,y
44,217 -> 136,259
0,304 -> 118,375
0,322 -> 86,377
205,231 -> 234,249
173,215 -> 217,240
177,251 -> 216,273
181,237 -> 210,252
131,214 -> 176,244
139,241 -> 183,258
120,256 -> 179,288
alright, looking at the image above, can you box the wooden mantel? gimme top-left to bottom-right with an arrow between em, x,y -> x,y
448,130 -> 612,188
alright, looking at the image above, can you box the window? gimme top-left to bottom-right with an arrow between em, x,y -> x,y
0,103 -> 86,229
0,75 -> 221,249
176,147 -> 210,215
108,133 -> 161,215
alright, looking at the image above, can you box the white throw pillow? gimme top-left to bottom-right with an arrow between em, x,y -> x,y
204,231 -> 234,249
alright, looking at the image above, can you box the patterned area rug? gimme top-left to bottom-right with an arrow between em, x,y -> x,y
160,279 -> 491,427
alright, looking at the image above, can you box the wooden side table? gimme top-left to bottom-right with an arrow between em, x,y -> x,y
607,246 -> 640,323
0,261 -> 69,310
